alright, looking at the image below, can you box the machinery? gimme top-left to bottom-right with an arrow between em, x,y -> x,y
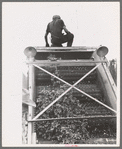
23,46 -> 117,144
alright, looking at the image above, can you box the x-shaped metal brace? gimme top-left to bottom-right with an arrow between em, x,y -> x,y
32,63 -> 116,121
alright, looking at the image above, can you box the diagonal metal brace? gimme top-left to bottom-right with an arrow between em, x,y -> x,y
34,64 -> 116,113
32,64 -> 116,120
32,64 -> 100,120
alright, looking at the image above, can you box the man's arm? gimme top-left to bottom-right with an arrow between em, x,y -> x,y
44,23 -> 50,47
44,32 -> 49,47
63,26 -> 70,34
56,19 -> 70,34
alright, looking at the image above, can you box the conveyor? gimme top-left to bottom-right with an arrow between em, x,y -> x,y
23,46 -> 117,144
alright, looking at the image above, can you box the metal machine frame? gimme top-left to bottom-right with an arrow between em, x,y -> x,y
24,46 -> 117,144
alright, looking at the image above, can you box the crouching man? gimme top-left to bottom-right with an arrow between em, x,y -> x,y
45,15 -> 74,47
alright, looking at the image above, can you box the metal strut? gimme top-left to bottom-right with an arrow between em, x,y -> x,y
29,115 -> 116,122
32,63 -> 116,121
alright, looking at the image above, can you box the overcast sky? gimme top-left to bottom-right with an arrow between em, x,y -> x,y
2,2 -> 120,146
2,2 -> 120,60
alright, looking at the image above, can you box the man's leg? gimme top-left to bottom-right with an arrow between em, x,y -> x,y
51,43 -> 63,47
51,37 -> 63,47
61,33 -> 74,47
67,33 -> 74,47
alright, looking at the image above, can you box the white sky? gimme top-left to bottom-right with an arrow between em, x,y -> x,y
2,2 -> 120,146
2,2 -> 120,60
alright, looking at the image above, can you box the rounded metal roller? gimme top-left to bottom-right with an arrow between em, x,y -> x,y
96,46 -> 108,57
24,46 -> 37,58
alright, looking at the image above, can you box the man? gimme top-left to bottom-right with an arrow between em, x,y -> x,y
45,15 -> 74,47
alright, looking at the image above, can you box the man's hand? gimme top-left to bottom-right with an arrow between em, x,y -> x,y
63,26 -> 70,34
46,43 -> 49,47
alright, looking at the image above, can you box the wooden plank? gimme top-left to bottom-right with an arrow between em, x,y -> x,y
29,115 -> 116,122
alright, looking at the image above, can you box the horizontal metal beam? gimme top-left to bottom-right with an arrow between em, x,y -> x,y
29,115 -> 116,122
34,46 -> 98,52
26,60 -> 108,67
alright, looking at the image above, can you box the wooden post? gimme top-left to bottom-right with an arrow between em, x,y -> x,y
24,47 -> 37,144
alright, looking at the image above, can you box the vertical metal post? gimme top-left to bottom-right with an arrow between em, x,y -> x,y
28,60 -> 35,144
24,47 -> 37,144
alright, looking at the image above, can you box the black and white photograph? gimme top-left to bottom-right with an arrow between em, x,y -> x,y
2,2 -> 120,147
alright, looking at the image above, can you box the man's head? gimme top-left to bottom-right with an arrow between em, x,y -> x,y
52,15 -> 61,21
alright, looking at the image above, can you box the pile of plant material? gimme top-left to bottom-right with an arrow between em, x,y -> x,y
36,83 -> 87,118
35,66 -> 116,144
36,119 -> 91,144
36,85 -> 116,143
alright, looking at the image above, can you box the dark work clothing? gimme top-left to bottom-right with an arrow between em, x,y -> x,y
51,32 -> 74,47
46,19 -> 74,47
46,19 -> 65,38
